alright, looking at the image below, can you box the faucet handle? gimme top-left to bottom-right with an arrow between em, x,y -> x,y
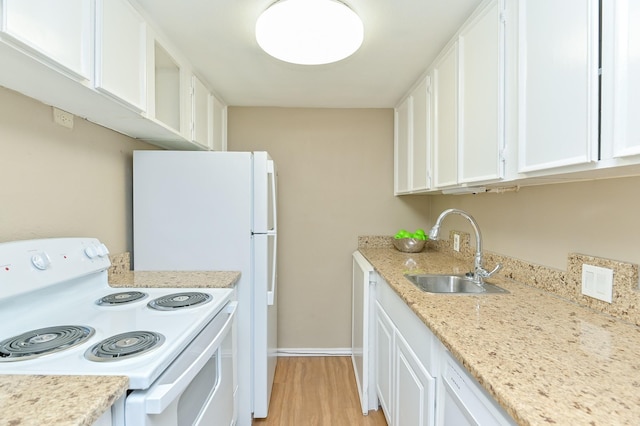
477,263 -> 502,279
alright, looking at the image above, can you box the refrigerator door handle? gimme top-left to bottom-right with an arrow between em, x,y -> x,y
267,234 -> 277,306
268,160 -> 277,233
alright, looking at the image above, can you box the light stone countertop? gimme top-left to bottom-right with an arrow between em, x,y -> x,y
0,375 -> 127,426
108,270 -> 241,288
359,247 -> 640,426
0,270 -> 239,426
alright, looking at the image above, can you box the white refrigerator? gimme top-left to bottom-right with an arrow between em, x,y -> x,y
133,150 -> 278,425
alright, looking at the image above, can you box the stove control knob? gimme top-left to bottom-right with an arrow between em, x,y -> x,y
31,252 -> 51,270
84,245 -> 99,259
96,243 -> 110,258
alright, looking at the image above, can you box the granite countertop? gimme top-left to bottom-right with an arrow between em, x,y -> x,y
108,270 -> 241,288
359,247 -> 640,426
0,270 -> 240,426
0,375 -> 127,426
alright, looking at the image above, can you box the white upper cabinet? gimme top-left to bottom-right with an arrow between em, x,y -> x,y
458,0 -> 505,184
190,74 -> 228,151
192,74 -> 211,149
601,0 -> 640,160
1,0 -> 92,81
0,0 -> 227,150
95,0 -> 146,112
150,40 -> 184,136
397,0 -> 506,193
212,94 -> 227,152
411,76 -> 432,191
432,41 -> 459,188
394,74 -> 433,194
394,96 -> 412,194
517,0 -> 600,173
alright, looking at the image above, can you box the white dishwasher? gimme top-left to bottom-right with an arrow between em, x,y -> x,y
438,351 -> 515,425
351,251 -> 379,415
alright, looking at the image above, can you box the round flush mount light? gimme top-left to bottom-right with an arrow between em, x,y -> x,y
255,0 -> 364,65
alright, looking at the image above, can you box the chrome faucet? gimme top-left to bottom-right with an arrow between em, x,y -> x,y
428,208 -> 501,285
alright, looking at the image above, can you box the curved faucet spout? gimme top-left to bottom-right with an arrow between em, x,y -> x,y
428,208 -> 501,284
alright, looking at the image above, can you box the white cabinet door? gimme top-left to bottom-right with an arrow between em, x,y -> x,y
395,332 -> 436,426
601,0 -> 640,159
459,0 -> 504,184
192,75 -> 211,149
152,41 -> 183,133
395,74 -> 432,194
212,94 -> 227,151
433,42 -> 459,188
394,96 -> 412,194
95,0 -> 146,112
2,0 -> 92,80
517,0 -> 599,173
375,302 -> 394,425
411,76 -> 432,191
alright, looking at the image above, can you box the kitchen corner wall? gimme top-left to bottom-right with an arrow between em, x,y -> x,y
228,107 -> 430,351
0,86 -> 156,253
429,178 -> 640,271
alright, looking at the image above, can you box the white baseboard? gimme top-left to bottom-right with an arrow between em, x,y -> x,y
277,348 -> 352,357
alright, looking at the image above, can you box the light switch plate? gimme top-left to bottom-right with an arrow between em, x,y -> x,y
581,264 -> 614,303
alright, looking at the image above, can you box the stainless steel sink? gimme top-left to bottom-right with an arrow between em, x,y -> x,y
404,274 -> 509,294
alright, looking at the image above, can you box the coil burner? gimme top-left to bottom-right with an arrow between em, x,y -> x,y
0,325 -> 95,361
148,292 -> 212,311
96,291 -> 148,306
85,331 -> 165,362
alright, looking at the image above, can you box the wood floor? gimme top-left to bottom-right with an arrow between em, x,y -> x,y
253,356 -> 388,426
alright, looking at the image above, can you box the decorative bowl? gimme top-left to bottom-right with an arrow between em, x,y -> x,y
393,238 -> 426,253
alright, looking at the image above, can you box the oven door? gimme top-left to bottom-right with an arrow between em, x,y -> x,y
125,301 -> 238,426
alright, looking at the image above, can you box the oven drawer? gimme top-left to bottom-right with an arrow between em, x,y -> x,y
125,301 -> 238,426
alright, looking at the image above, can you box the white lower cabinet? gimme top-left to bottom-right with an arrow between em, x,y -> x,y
375,303 -> 394,423
395,331 -> 436,426
375,278 -> 437,426
372,271 -> 516,426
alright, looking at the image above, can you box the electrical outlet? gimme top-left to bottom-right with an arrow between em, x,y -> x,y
581,264 -> 614,303
53,107 -> 74,129
453,233 -> 460,252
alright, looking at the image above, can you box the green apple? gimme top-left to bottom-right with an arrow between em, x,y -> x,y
412,229 -> 428,240
394,229 -> 412,239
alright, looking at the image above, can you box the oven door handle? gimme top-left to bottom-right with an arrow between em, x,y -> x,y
144,301 -> 238,414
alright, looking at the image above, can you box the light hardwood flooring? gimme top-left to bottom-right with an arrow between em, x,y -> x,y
253,356 -> 388,426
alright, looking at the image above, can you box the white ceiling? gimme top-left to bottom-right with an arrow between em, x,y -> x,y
132,0 -> 482,108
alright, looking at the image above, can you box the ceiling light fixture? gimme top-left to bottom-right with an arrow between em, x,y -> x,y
255,0 -> 364,65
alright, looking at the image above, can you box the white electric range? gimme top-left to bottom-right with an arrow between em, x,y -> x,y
0,237 -> 237,426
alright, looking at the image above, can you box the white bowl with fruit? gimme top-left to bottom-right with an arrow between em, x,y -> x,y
393,229 -> 428,253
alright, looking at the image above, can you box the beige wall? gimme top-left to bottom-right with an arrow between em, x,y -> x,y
228,107 -> 430,350
429,177 -> 640,270
0,86 -> 155,253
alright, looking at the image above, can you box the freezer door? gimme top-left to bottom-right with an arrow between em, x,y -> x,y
253,232 -> 277,418
253,152 -> 277,233
133,151 -> 253,271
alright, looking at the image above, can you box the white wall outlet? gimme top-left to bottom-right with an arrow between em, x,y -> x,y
581,264 -> 614,303
453,233 -> 460,252
53,107 -> 74,129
